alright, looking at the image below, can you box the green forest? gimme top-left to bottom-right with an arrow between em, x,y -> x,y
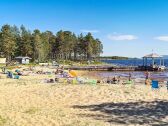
0,24 -> 103,62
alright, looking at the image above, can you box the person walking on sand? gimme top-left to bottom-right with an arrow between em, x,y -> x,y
145,71 -> 150,85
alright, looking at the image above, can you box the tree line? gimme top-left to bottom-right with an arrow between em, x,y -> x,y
99,56 -> 129,60
0,24 -> 103,62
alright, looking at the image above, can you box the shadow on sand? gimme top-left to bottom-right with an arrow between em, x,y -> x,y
73,100 -> 168,126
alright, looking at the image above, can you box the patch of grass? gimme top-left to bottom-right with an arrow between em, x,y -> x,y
24,107 -> 39,114
0,115 -> 7,126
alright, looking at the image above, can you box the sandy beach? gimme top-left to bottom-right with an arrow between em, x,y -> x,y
0,68 -> 167,126
1,0 -> 168,125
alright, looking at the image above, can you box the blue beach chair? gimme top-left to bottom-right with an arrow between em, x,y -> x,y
152,80 -> 159,89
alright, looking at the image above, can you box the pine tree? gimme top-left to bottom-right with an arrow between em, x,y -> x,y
0,25 -> 16,62
20,25 -> 33,57
32,29 -> 42,62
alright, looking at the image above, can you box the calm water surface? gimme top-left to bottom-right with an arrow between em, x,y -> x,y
99,59 -> 168,80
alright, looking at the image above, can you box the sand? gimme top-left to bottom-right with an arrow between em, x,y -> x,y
0,69 -> 168,126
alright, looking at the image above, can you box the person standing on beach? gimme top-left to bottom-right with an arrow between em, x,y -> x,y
128,73 -> 132,81
145,71 -> 150,79
145,71 -> 150,85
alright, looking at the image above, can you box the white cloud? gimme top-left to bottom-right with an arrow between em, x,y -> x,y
81,29 -> 100,33
155,36 -> 168,41
107,34 -> 138,41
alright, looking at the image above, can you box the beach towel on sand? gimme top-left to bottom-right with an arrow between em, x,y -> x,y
85,79 -> 97,85
125,80 -> 134,85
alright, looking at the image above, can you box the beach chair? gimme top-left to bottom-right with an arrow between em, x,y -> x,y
151,80 -> 159,89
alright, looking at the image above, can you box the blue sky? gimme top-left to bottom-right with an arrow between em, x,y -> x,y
0,0 -> 168,57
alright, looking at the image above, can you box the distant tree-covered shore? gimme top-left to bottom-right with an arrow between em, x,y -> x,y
0,24 -> 103,62
98,56 -> 129,60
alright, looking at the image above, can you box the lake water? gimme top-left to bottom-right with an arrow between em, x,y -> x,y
101,59 -> 168,67
99,59 -> 168,80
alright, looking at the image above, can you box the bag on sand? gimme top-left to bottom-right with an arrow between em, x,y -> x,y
14,75 -> 20,79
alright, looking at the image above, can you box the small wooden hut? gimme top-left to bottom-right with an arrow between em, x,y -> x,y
15,56 -> 31,64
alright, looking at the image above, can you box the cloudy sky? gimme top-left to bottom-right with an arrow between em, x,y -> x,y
0,0 -> 168,57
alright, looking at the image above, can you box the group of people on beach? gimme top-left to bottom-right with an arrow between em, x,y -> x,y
106,76 -> 120,84
104,71 -> 151,85
2,64 -> 155,86
105,73 -> 132,85
44,65 -> 80,83
43,65 -> 136,85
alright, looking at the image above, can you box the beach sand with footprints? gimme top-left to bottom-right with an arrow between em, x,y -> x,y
0,70 -> 168,126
